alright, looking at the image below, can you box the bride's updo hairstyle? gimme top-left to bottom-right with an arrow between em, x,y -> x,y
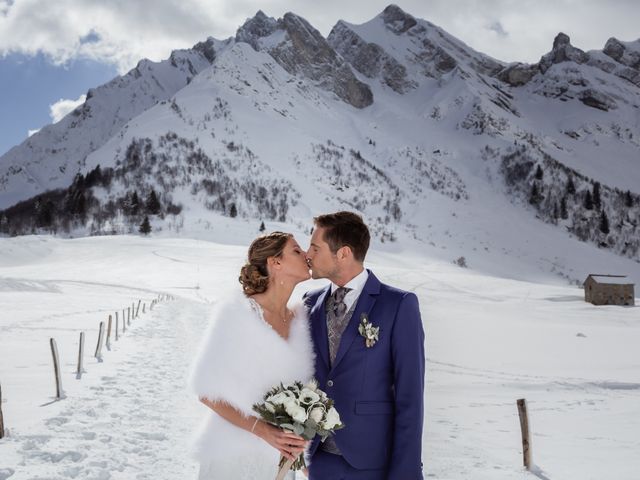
239,231 -> 292,296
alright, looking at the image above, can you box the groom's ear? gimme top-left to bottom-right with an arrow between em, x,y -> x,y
336,245 -> 353,261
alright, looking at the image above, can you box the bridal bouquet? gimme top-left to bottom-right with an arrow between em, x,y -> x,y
253,379 -> 344,478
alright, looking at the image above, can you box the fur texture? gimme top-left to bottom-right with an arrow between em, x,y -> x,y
188,292 -> 315,474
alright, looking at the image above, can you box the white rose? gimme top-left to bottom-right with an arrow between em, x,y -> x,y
309,406 -> 325,424
282,397 -> 297,409
282,397 -> 298,411
269,392 -> 289,405
285,401 -> 308,423
323,407 -> 341,430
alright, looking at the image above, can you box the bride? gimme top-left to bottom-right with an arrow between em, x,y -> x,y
189,232 -> 315,479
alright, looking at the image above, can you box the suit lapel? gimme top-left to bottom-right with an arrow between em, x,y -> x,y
331,271 -> 381,371
311,286 -> 331,370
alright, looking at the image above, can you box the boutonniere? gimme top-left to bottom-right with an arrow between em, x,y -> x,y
358,313 -> 379,348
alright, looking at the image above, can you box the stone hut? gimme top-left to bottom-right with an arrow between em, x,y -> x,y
583,274 -> 635,306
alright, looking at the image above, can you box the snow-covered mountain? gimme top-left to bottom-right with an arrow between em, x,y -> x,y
0,37 -> 227,205
1,4 -> 639,282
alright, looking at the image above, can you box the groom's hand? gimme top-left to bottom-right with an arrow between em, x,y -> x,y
254,421 -> 308,460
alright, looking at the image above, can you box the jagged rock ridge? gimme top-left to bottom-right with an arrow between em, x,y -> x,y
1,4 -> 639,268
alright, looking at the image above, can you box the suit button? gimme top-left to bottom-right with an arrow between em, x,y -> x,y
327,380 -> 334,387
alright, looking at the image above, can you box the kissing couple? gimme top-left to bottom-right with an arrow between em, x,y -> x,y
190,211 -> 425,479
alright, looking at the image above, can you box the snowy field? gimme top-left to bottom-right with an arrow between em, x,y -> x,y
0,234 -> 639,480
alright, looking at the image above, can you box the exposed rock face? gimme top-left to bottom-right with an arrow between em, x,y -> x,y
381,4 -> 418,34
412,35 -> 459,75
603,37 -> 640,68
328,21 -> 416,93
539,33 -> 588,73
600,37 -> 640,87
496,32 -> 640,100
383,5 -> 502,77
328,3 -> 505,91
497,63 -> 539,86
578,89 -> 615,111
604,38 -> 626,62
236,12 -> 373,108
380,5 -> 461,77
193,37 -> 221,64
235,10 -> 279,51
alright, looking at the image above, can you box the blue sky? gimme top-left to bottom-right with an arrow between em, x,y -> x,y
1,0 -> 638,157
0,53 -> 117,155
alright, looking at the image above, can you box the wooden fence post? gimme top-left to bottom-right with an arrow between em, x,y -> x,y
127,307 -> 131,325
120,310 -> 125,333
136,300 -> 141,318
94,321 -> 105,362
131,302 -> 135,320
143,303 -> 146,314
50,338 -> 65,399
76,332 -> 85,379
106,314 -> 112,351
0,382 -> 5,439
517,398 -> 532,469
115,317 -> 119,341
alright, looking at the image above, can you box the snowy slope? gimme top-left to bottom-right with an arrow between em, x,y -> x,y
0,235 -> 638,479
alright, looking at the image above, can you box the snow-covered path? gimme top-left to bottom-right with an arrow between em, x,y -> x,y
1,298 -> 207,480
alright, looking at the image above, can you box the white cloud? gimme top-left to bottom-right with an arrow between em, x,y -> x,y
0,0 -> 638,71
49,94 -> 86,123
27,128 -> 40,137
0,0 -> 231,72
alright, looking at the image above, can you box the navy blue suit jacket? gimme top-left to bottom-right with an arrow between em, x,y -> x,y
304,270 -> 425,479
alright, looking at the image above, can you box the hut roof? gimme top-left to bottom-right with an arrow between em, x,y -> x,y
585,274 -> 633,286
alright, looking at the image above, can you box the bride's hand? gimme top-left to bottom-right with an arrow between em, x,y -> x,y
254,421 -> 308,461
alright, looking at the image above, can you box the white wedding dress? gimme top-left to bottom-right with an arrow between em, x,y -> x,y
189,293 -> 314,480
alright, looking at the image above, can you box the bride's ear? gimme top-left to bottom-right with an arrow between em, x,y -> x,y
267,256 -> 282,270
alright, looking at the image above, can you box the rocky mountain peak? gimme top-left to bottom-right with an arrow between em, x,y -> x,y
604,38 -> 625,61
540,32 -> 588,73
235,11 -> 373,108
328,20 -> 416,93
280,12 -> 336,65
381,4 -> 417,34
553,32 -> 571,49
603,37 -> 640,70
192,37 -> 219,64
235,10 -> 279,50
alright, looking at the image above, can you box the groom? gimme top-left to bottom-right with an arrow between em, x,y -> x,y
304,211 -> 425,480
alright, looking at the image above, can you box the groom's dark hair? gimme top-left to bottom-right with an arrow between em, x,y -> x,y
314,211 -> 370,262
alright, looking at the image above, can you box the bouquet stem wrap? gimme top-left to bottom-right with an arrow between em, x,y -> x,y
275,456 -> 296,480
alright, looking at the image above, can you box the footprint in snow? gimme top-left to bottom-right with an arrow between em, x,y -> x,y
45,416 -> 70,427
